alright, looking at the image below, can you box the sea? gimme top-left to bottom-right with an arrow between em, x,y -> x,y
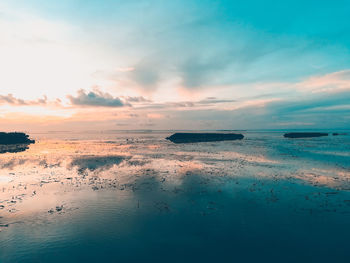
0,130 -> 350,262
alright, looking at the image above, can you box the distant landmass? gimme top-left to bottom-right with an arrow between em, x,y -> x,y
0,132 -> 35,145
283,132 -> 328,138
332,133 -> 347,136
166,133 -> 244,143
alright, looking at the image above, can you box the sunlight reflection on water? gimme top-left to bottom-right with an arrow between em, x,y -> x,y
0,131 -> 350,262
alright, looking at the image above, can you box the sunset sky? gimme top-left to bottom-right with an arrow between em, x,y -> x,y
1,0 -> 350,131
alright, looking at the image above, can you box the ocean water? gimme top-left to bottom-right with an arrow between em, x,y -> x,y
0,130 -> 350,262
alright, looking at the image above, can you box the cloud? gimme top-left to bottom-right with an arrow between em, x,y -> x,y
122,96 -> 151,103
134,97 -> 237,110
67,89 -> 129,107
298,69 -> 350,92
179,54 -> 234,88
129,61 -> 160,89
0,94 -> 47,106
267,90 -> 350,116
197,97 -> 236,104
132,84 -> 350,130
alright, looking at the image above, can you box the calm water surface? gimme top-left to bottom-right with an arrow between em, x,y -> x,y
0,131 -> 350,262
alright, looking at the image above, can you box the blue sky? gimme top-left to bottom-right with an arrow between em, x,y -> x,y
0,0 -> 349,131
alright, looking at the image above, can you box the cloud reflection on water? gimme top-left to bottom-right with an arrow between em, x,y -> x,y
0,133 -> 349,232
0,144 -> 31,154
69,155 -> 130,173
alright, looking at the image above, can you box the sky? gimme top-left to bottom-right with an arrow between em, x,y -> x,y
0,0 -> 349,131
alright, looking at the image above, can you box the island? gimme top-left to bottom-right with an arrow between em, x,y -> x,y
0,132 -> 35,145
166,133 -> 244,143
283,132 -> 328,138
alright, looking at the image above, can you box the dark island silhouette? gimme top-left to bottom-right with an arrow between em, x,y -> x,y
0,132 -> 35,145
283,132 -> 328,138
166,133 -> 244,143
332,133 -> 347,136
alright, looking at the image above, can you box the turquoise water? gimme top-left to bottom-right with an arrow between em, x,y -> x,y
1,131 -> 350,262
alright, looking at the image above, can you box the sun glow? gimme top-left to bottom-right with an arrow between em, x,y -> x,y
0,4 -> 101,100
